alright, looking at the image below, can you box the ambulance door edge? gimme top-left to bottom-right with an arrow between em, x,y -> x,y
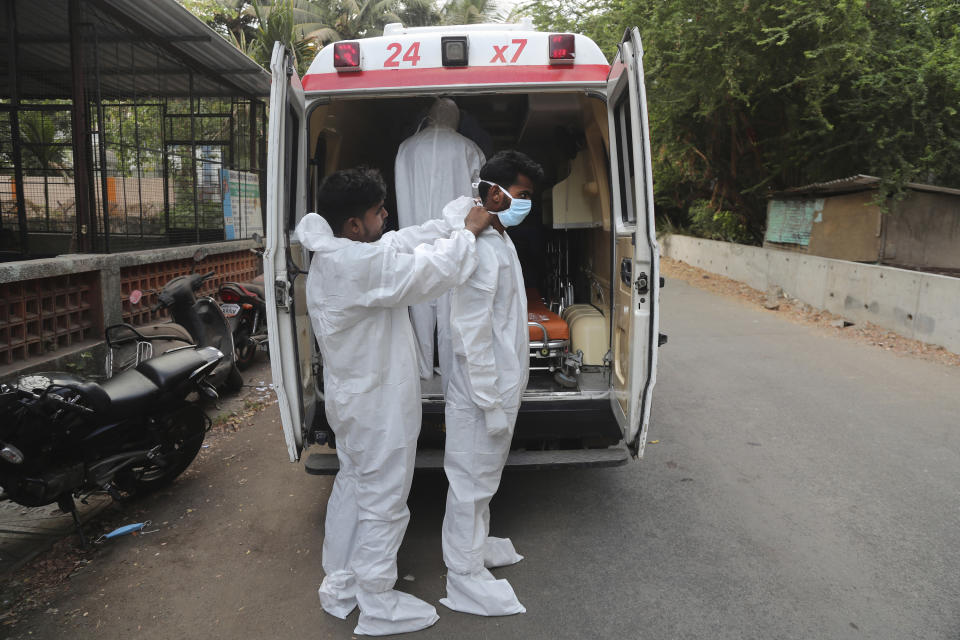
604,29 -> 660,458
625,27 -> 660,459
264,42 -> 311,462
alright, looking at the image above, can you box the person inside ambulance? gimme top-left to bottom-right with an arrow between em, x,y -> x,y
395,97 -> 486,380
294,167 -> 494,636
437,150 -> 544,617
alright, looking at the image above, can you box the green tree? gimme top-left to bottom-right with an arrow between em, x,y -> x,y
525,0 -> 960,242
247,0 -> 333,73
179,0 -> 257,42
441,0 -> 497,25
19,111 -> 67,227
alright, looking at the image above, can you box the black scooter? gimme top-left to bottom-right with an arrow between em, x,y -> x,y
107,271 -> 244,392
0,346 -> 223,544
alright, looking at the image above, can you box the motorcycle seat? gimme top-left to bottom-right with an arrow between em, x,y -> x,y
225,281 -> 265,302
136,348 -> 209,390
99,370 -> 161,419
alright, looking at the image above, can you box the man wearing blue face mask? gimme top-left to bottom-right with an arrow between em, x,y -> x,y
436,150 -> 544,616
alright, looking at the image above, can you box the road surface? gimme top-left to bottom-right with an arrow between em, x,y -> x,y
7,276 -> 960,639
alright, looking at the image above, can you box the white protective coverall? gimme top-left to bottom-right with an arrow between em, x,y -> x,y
395,99 -> 485,379
295,212 -> 480,636
438,196 -> 529,616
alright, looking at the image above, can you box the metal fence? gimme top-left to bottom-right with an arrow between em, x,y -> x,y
0,0 -> 268,262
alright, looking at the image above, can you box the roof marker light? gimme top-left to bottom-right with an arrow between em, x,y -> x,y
442,36 -> 469,67
334,41 -> 361,72
548,34 -> 575,64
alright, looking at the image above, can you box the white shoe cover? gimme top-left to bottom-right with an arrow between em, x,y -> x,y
484,536 -> 524,569
318,573 -> 357,619
354,590 -> 440,636
440,569 -> 526,616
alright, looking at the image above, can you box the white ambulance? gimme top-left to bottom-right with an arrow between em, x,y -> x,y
263,20 -> 662,473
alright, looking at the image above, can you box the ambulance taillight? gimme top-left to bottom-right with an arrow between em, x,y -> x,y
334,42 -> 361,72
548,34 -> 575,64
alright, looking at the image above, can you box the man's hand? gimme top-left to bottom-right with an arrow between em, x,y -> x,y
464,205 -> 494,237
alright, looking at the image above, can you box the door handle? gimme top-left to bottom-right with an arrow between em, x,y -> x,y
620,258 -> 632,286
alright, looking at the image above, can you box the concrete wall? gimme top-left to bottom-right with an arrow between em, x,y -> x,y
661,234 -> 960,354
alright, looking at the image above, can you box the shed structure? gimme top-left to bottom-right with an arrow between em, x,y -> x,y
764,175 -> 960,274
0,0 -> 270,371
0,0 -> 270,261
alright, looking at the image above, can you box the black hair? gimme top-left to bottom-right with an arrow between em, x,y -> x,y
478,150 -> 545,202
316,167 -> 387,234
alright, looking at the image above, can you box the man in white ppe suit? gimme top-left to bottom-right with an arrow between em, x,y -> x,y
395,98 -> 485,379
438,151 -> 544,616
294,167 -> 493,636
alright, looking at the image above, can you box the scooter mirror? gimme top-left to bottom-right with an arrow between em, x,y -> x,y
193,248 -> 208,262
129,290 -> 143,305
251,232 -> 262,245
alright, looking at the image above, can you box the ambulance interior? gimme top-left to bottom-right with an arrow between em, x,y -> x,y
306,91 -> 615,395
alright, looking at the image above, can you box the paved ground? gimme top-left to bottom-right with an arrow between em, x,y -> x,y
3,278 -> 959,639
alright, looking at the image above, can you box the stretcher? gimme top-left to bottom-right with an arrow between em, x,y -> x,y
527,288 -> 570,371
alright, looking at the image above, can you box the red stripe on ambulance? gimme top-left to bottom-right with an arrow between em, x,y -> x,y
301,64 -> 610,92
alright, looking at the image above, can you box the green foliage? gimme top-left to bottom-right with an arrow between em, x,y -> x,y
522,0 -> 620,53
441,0 -> 498,25
181,0 -> 505,74
687,200 -> 756,245
524,0 -> 960,243
19,111 -> 66,173
247,0 -> 325,74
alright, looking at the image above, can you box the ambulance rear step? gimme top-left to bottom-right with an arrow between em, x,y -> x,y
304,445 -> 630,475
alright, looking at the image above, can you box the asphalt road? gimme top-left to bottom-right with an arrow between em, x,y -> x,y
8,277 -> 960,639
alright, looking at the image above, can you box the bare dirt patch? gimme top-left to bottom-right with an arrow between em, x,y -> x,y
661,256 -> 960,368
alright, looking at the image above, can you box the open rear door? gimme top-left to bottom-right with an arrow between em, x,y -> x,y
263,43 -> 316,462
606,28 -> 661,458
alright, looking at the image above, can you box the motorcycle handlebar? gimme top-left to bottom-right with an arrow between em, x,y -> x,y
45,390 -> 95,415
191,271 -> 217,291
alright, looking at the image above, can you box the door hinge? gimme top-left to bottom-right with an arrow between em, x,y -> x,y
635,272 -> 649,296
275,279 -> 291,310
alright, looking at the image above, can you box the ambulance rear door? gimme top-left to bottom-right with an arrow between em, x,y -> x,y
606,28 -> 660,458
263,42 -> 316,462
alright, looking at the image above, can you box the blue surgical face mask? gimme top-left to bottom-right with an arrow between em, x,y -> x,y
477,180 -> 532,227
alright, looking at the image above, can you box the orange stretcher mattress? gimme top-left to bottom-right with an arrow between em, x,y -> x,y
527,288 -> 570,342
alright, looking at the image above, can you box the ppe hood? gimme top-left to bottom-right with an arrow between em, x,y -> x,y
295,213 -> 352,254
427,97 -> 460,130
441,196 -> 475,230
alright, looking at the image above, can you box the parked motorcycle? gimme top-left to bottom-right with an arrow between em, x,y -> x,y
218,235 -> 267,370
107,270 -> 244,392
218,274 -> 267,370
0,346 -> 223,543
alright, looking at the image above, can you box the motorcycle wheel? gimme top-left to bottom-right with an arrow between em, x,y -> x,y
234,328 -> 257,371
114,405 -> 207,496
225,365 -> 244,392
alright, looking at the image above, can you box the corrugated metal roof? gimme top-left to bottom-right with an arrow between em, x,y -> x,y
1,0 -> 270,99
773,174 -> 960,198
